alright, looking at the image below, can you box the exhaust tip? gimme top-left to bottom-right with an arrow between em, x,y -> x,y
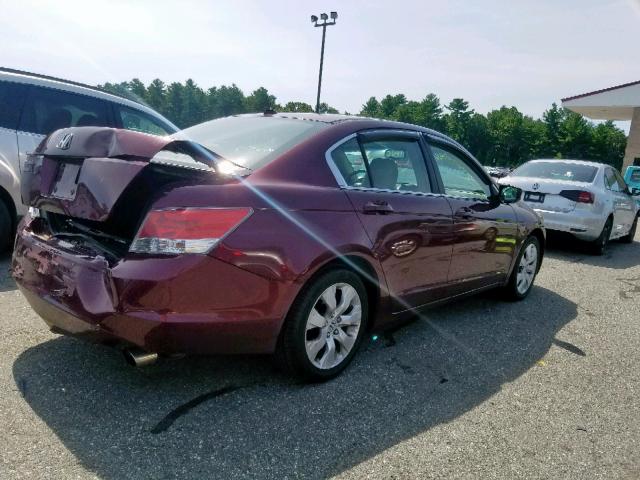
123,348 -> 158,367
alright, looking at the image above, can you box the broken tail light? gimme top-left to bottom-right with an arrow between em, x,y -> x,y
130,207 -> 252,254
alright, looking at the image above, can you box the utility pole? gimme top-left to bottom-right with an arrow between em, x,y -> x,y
311,12 -> 337,113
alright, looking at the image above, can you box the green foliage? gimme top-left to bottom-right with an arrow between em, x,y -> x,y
283,101 -> 314,112
98,79 -> 627,169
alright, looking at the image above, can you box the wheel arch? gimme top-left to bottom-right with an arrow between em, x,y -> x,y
0,184 -> 17,230
281,253 -> 383,340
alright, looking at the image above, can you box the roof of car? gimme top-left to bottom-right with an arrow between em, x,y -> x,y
236,111 -> 456,142
0,67 -> 177,129
527,158 -> 609,169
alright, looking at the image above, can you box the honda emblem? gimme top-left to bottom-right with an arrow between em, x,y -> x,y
56,133 -> 73,150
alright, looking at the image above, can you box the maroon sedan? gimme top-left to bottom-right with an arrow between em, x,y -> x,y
12,113 -> 544,380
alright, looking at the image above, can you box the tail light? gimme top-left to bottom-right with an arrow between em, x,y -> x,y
130,207 -> 252,254
559,190 -> 594,204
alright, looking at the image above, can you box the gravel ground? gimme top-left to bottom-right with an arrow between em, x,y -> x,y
0,234 -> 639,479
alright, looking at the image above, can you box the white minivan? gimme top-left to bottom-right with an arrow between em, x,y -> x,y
0,68 -> 178,249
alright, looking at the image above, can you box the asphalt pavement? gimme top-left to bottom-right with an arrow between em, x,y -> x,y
1,234 -> 639,479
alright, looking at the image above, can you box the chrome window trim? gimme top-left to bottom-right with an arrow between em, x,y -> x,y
325,129 -> 494,203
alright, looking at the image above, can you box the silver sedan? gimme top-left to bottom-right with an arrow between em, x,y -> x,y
500,159 -> 639,254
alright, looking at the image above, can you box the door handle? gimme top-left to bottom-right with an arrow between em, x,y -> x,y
455,206 -> 475,219
363,201 -> 394,214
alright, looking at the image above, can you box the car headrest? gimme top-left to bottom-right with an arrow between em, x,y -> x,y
77,114 -> 101,127
42,109 -> 72,134
369,157 -> 398,190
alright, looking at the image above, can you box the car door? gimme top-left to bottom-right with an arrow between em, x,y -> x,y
327,130 -> 453,311
611,168 -> 636,235
426,138 -> 519,293
17,85 -> 112,179
605,168 -> 635,237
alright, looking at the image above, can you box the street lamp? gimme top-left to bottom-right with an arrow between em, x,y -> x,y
311,11 -> 337,113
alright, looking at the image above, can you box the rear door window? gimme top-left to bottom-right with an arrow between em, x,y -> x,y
605,169 -> 624,192
330,136 -> 432,193
115,105 -> 172,136
20,86 -> 110,135
0,81 -> 28,130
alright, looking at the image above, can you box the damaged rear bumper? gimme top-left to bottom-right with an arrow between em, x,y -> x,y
12,220 -> 292,355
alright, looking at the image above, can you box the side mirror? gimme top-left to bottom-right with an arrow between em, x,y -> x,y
499,184 -> 522,204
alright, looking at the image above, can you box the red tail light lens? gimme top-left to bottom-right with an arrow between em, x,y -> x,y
577,191 -> 594,203
130,207 -> 252,254
559,190 -> 594,204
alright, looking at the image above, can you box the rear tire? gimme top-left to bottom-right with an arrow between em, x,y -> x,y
591,217 -> 613,255
0,200 -> 13,252
502,236 -> 540,301
276,269 -> 368,382
621,214 -> 638,244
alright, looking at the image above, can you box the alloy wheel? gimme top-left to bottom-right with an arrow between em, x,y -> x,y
304,282 -> 362,370
516,243 -> 538,295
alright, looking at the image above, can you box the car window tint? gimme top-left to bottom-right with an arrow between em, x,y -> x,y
330,137 -> 370,187
360,138 -> 431,193
613,169 -> 628,192
430,145 -> 490,200
0,81 -> 28,130
605,169 -> 624,192
116,105 -> 171,136
20,86 -> 110,135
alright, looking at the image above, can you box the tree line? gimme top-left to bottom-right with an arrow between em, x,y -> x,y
100,79 -> 627,169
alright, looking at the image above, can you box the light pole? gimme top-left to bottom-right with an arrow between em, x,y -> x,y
311,11 -> 337,114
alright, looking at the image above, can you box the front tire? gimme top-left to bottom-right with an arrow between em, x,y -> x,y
503,236 -> 540,301
276,269 -> 368,381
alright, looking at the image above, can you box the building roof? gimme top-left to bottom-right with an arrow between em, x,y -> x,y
561,79 -> 640,120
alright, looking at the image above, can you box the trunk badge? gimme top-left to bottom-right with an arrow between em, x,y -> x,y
56,133 -> 73,150
532,183 -> 539,191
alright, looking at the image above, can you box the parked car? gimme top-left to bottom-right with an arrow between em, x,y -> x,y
624,165 -> 640,209
500,159 -> 639,254
0,67 -> 178,249
12,113 -> 545,380
484,166 -> 511,179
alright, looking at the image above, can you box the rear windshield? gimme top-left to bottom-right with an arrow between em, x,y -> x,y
629,170 -> 640,182
512,161 -> 597,183
176,116 -> 327,170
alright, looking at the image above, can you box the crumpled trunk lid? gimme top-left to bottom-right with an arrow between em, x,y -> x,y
22,127 -> 224,259
22,127 -> 216,221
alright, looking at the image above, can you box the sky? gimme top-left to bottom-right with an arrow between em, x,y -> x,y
1,0 -> 640,124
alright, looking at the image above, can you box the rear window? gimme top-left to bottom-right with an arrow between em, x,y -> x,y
116,105 -> 174,136
630,170 -> 640,182
512,161 -> 597,183
177,116 -> 327,170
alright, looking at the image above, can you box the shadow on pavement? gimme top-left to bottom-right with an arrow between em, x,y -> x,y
544,232 -> 640,270
13,286 -> 576,479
